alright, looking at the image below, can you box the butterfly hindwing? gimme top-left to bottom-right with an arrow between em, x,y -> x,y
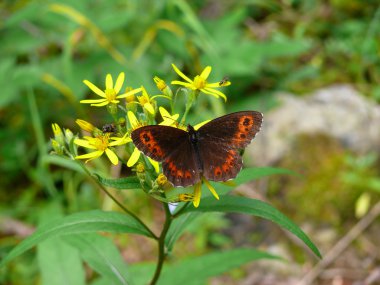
162,147 -> 201,187
197,111 -> 263,182
131,126 -> 201,187
198,141 -> 242,182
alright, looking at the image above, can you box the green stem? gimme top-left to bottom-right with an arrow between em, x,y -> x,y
180,90 -> 197,124
27,88 -> 58,196
150,203 -> 172,285
172,201 -> 190,218
77,162 -> 158,239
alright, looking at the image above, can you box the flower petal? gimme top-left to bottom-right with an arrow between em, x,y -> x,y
148,158 -> 160,173
117,87 -> 142,99
83,80 -> 106,97
110,133 -> 131,143
105,148 -> 118,165
127,147 -> 141,167
200,66 -> 211,79
172,63 -> 193,83
144,103 -> 155,114
105,74 -> 113,90
193,120 -> 210,130
74,139 -> 97,149
114,72 -> 125,93
91,101 -> 110,107
170,80 -> 192,88
75,150 -> 103,160
193,182 -> 202,208
159,106 -> 170,118
127,111 -> 139,129
203,178 -> 219,200
202,88 -> 227,102
80,98 -> 107,104
109,135 -> 131,146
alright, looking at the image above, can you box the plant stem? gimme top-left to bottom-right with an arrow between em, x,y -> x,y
150,202 -> 172,285
77,162 -> 158,239
180,90 -> 197,124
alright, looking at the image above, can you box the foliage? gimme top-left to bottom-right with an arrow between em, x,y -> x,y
1,0 -> 379,283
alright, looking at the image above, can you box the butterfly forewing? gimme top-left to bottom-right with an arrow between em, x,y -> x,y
197,111 -> 263,182
197,111 -> 263,149
131,126 -> 201,187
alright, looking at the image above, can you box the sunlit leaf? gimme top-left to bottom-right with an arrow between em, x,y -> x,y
1,210 -> 154,267
37,238 -> 85,285
157,248 -> 280,285
180,196 -> 321,258
94,174 -> 141,190
63,234 -> 131,285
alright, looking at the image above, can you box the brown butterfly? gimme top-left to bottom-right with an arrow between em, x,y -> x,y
131,111 -> 263,187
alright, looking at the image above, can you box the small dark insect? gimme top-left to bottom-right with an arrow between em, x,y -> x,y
102,123 -> 116,134
219,76 -> 230,86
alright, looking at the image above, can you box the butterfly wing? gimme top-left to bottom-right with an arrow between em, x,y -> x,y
131,126 -> 201,187
197,111 -> 263,182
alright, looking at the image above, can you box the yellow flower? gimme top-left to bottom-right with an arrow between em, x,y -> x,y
153,76 -> 167,91
171,64 -> 230,101
51,123 -> 64,145
132,87 -> 171,115
80,72 -> 142,107
158,107 -> 179,126
154,76 -> 173,98
76,119 -> 97,133
74,133 -> 130,165
127,87 -> 171,115
127,111 -> 160,172
137,87 -> 156,114
193,178 -> 219,208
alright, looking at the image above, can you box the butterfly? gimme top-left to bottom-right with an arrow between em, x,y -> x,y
131,111 -> 263,187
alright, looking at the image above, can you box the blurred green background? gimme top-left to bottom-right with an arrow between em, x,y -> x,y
1,0 -> 380,284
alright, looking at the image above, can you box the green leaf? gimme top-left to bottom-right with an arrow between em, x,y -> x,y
128,263 -> 155,285
157,248 -> 280,285
165,167 -> 296,251
1,210 -> 154,267
37,238 -> 85,285
165,213 -> 200,252
180,196 -> 321,258
219,167 -> 298,192
94,174 -> 141,190
63,234 -> 132,285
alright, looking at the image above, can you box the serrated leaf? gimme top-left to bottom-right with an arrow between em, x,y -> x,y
37,238 -> 85,285
157,248 -> 280,285
180,196 -> 321,258
63,234 -> 132,285
1,210 -> 154,267
94,174 -> 141,190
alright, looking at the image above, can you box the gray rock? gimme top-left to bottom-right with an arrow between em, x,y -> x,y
248,85 -> 380,165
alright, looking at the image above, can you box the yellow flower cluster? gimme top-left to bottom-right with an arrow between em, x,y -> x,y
53,64 -> 231,207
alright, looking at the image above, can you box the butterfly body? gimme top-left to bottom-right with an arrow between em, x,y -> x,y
131,111 -> 263,187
